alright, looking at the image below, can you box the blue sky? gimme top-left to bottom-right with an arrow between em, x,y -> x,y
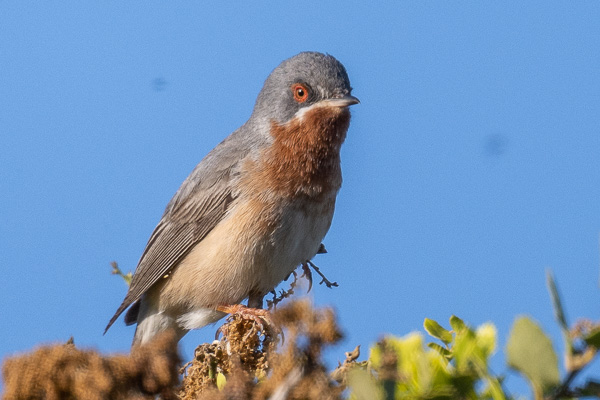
2,2 -> 600,395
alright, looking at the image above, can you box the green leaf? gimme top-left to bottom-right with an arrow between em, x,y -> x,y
450,315 -> 466,333
546,270 -> 569,334
110,261 -> 133,286
480,376 -> 507,400
216,372 -> 227,390
584,327 -> 600,348
424,318 -> 453,344
506,316 -> 560,396
347,367 -> 384,400
452,326 -> 479,373
475,322 -> 497,358
427,342 -> 452,359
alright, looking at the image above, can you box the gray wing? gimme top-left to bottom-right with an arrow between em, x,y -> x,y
105,133 -> 251,334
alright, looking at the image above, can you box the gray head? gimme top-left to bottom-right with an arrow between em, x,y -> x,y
251,52 -> 358,125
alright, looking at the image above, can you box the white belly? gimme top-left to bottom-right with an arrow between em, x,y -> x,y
255,198 -> 335,292
153,194 -> 336,320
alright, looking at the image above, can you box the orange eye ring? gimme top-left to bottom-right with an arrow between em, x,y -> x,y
292,84 -> 309,103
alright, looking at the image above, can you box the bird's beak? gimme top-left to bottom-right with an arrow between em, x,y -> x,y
322,95 -> 360,108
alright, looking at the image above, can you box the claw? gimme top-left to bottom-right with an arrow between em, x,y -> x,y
216,304 -> 281,339
215,324 -> 228,340
301,262 -> 313,293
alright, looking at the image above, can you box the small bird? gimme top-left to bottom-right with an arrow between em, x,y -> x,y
105,52 -> 359,345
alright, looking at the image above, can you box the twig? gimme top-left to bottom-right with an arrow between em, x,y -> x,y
267,271 -> 299,310
110,261 -> 132,286
549,370 -> 579,399
267,366 -> 303,400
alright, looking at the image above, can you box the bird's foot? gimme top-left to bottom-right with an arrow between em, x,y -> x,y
301,263 -> 313,292
216,304 -> 280,340
218,304 -> 272,327
305,260 -> 339,289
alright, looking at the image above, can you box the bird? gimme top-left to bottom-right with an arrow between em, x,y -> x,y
105,52 -> 359,346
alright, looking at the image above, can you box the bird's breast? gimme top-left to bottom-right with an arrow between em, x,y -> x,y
243,105 -> 351,199
228,104 -> 351,291
154,106 -> 350,312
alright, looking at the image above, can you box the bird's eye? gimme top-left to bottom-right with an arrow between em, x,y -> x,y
292,84 -> 309,103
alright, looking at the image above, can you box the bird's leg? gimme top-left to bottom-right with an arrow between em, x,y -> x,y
216,303 -> 276,336
216,291 -> 278,334
297,244 -> 327,293
247,292 -> 264,309
306,260 -> 339,288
